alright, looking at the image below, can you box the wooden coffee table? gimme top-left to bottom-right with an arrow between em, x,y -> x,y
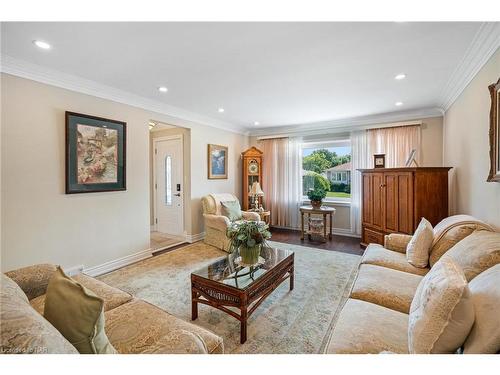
191,247 -> 294,344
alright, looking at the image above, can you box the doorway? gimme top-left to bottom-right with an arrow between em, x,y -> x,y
150,129 -> 186,252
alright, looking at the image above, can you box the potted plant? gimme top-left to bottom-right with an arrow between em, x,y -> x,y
226,221 -> 271,265
307,188 -> 327,209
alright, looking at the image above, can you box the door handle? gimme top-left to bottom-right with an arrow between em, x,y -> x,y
174,193 -> 181,197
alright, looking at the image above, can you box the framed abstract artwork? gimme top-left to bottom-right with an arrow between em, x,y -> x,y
207,144 -> 228,179
65,111 -> 126,193
488,78 -> 500,182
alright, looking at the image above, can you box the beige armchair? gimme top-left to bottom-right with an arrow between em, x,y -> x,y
201,193 -> 261,252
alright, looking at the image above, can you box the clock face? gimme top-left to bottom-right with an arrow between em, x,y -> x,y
248,160 -> 259,175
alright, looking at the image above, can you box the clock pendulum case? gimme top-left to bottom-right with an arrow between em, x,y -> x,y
241,147 -> 264,210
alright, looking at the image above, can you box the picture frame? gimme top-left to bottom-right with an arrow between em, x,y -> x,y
373,153 -> 385,168
487,78 -> 500,182
65,111 -> 126,194
208,144 -> 228,179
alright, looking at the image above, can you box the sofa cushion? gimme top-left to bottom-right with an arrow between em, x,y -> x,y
326,299 -> 409,354
4,264 -> 56,300
443,230 -> 500,282
139,330 -> 209,354
350,264 -> 423,314
406,218 -> 433,268
0,273 -> 78,354
361,244 -> 429,276
408,257 -> 474,354
29,272 -> 133,315
463,264 -> 500,354
44,267 -> 116,354
430,215 -> 493,266
104,299 -> 224,354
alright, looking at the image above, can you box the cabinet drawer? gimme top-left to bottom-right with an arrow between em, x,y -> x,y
363,228 -> 384,245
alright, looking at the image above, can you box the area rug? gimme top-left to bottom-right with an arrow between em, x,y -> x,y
98,240 -> 361,354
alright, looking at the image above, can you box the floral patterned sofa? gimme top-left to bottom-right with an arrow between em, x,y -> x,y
325,215 -> 500,354
1,265 -> 224,354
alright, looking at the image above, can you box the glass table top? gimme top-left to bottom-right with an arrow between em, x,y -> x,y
192,246 -> 293,290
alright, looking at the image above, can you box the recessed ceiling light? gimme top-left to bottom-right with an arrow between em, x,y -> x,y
158,86 -> 168,93
254,121 -> 260,126
395,73 -> 406,80
33,40 -> 51,50
395,101 -> 404,106
218,108 -> 225,113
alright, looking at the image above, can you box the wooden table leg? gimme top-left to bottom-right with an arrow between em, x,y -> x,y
191,289 -> 198,320
323,213 -> 327,242
240,307 -> 248,344
329,212 -> 333,240
289,266 -> 294,291
300,211 -> 304,240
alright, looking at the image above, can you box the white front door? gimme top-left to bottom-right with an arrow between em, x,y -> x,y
154,136 -> 184,236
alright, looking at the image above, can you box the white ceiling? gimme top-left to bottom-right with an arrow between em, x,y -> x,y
0,22 -> 495,133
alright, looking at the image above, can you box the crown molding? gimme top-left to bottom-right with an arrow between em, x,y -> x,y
439,22 -> 500,111
249,107 -> 443,137
0,54 -> 248,135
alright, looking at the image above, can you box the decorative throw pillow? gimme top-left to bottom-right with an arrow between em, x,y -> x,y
406,218 -> 433,268
221,201 -> 242,222
408,257 -> 475,353
442,230 -> 500,282
463,264 -> 500,353
44,267 -> 116,354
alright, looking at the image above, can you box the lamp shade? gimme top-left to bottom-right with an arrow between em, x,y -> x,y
250,181 -> 264,196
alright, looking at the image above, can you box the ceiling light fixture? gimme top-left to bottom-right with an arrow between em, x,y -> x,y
158,86 -> 168,93
395,101 -> 404,106
33,40 -> 51,50
218,108 -> 225,113
254,121 -> 260,126
395,73 -> 406,80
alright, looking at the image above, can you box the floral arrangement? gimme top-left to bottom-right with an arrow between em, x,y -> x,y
226,221 -> 271,253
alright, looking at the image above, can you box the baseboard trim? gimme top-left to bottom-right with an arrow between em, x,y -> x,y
83,248 -> 153,277
185,232 -> 205,243
63,264 -> 84,276
332,228 -> 361,239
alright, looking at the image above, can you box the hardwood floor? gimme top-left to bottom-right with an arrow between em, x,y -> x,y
269,227 -> 365,256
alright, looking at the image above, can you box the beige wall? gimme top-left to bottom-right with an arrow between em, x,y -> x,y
1,74 -> 247,272
443,49 -> 500,229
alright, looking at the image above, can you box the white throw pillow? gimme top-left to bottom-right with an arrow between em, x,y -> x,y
463,264 -> 500,353
406,218 -> 433,268
408,257 -> 475,353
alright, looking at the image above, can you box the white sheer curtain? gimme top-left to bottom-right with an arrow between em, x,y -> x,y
260,137 -> 302,229
350,130 -> 371,236
368,125 -> 421,167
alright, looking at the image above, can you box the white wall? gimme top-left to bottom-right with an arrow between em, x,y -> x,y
1,74 -> 247,272
443,48 -> 500,229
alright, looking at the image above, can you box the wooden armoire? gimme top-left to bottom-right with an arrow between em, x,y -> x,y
359,167 -> 452,247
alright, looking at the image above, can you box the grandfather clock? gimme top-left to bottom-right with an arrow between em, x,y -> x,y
241,147 -> 263,210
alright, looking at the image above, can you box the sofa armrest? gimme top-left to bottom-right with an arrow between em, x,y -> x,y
4,264 -> 56,300
242,211 -> 260,221
384,234 -> 412,254
204,214 -> 231,232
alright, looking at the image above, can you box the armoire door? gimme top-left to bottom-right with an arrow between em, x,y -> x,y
383,172 -> 399,233
371,173 -> 384,230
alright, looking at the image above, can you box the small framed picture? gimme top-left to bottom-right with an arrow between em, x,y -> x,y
66,112 -> 126,194
373,154 -> 386,168
208,144 -> 228,179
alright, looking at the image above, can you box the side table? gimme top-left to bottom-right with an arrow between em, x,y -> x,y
299,205 -> 336,242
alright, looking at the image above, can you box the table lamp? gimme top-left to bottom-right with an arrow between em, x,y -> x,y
249,181 -> 264,211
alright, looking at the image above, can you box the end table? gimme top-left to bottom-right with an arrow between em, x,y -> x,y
299,205 -> 336,242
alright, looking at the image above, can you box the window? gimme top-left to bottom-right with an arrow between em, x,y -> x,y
302,140 -> 351,201
165,156 -> 172,205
